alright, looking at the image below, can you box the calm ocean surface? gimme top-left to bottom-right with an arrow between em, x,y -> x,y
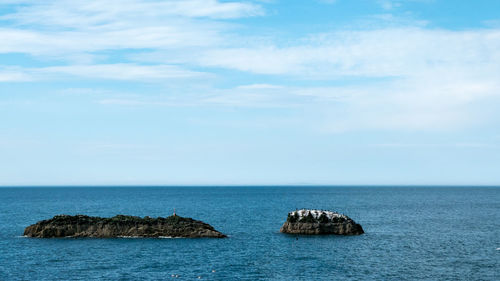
0,186 -> 498,280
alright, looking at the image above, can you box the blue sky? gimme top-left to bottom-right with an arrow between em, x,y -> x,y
1,0 -> 500,185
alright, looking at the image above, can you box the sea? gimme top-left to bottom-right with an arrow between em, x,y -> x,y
0,186 -> 498,280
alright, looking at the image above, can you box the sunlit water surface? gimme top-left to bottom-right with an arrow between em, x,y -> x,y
0,186 -> 498,280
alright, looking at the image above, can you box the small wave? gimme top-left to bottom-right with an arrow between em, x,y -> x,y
496,248 -> 500,251
118,236 -> 187,239
15,235 -> 27,238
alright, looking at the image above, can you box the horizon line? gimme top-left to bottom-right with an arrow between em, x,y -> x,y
1,184 -> 499,188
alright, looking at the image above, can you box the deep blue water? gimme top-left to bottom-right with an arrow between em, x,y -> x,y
0,186 -> 499,280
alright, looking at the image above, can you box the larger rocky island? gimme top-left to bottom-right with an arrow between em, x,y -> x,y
24,214 -> 227,238
280,209 -> 364,235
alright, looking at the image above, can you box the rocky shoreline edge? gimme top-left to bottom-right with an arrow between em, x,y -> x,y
24,209 -> 364,238
280,209 -> 364,235
24,214 -> 227,238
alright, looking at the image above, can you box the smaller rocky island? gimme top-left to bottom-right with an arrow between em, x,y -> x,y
280,209 -> 364,235
24,214 -> 226,238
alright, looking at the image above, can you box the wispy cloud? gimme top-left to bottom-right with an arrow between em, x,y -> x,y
0,0 -> 262,59
236,84 -> 284,90
372,142 -> 498,148
0,25 -> 223,58
0,64 -> 207,82
96,70 -> 500,131
194,28 -> 500,78
378,0 -> 401,10
316,0 -> 338,4
0,67 -> 33,82
1,0 -> 263,25
1,0 -> 500,133
42,64 -> 207,80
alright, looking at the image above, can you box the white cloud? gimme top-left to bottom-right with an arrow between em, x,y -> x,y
2,0 -> 263,26
0,25 -> 222,58
0,68 -> 33,82
1,0 -> 500,132
317,0 -> 337,4
195,28 -> 500,78
41,64 -> 206,80
95,98 -> 168,107
236,84 -> 284,90
96,68 -> 500,131
378,0 -> 401,10
376,0 -> 434,11
371,142 -> 497,148
0,0 -> 262,58
0,64 -> 206,82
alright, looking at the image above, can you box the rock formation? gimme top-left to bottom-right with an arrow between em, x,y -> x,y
24,214 -> 226,238
280,209 -> 364,235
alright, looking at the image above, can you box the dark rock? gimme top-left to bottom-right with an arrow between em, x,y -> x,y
24,214 -> 227,238
280,209 -> 364,235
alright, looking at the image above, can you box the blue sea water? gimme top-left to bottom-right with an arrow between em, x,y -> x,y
0,186 -> 498,280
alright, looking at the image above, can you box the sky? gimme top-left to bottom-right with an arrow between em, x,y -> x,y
1,0 -> 500,186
